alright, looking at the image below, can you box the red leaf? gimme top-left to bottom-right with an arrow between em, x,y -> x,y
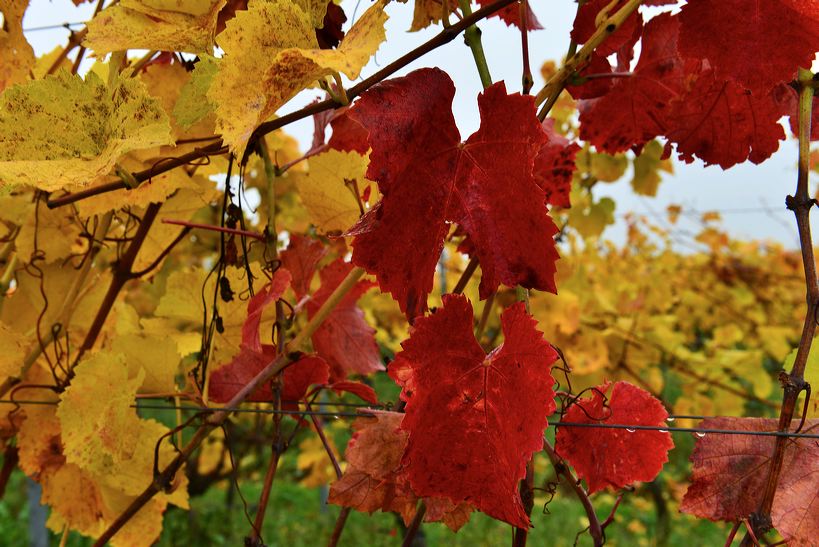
578,13 -> 688,154
555,381 -> 673,494
571,0 -> 643,58
664,74 -> 792,168
566,54 -> 614,100
328,110 -> 370,154
389,295 -> 557,528
280,235 -> 327,299
681,418 -> 819,545
475,0 -> 542,30
307,258 -> 384,379
328,411 -> 473,529
240,269 -> 291,352
535,119 -> 581,208
315,0 -> 347,49
209,348 -> 329,404
678,0 -> 819,92
347,68 -> 559,318
328,381 -> 378,404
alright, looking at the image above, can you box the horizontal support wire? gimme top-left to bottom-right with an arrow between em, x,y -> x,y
2,399 -> 816,438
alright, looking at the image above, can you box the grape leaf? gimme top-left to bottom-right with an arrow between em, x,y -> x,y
555,381 -> 673,493
681,417 -> 819,546
578,13 -> 687,155
678,0 -> 819,92
293,149 -> 371,235
571,0 -> 643,58
84,0 -> 228,55
389,295 -> 557,527
242,269 -> 293,352
475,0 -> 541,30
535,118 -> 581,208
328,410 -> 473,530
280,234 -> 328,299
0,0 -> 35,92
209,0 -> 387,153
0,71 -> 173,191
307,258 -> 384,379
346,68 -> 559,318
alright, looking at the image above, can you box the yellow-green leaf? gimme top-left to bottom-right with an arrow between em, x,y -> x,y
0,71 -> 173,191
0,0 -> 35,92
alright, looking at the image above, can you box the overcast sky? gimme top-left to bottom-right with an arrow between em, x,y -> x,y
20,0 -> 813,248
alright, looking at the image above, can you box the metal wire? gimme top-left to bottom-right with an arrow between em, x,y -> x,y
2,399 -> 816,438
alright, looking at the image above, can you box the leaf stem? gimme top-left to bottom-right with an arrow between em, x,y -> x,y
401,502 -> 427,547
458,0 -> 493,88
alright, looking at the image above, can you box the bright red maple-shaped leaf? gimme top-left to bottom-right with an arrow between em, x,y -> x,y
389,295 -> 558,528
678,0 -> 819,92
280,234 -> 327,299
475,0 -> 541,30
307,258 -> 383,380
555,381 -> 673,494
535,118 -> 581,208
241,269 -> 292,352
578,13 -> 687,154
681,418 -> 819,545
664,74 -> 792,168
346,68 -> 559,318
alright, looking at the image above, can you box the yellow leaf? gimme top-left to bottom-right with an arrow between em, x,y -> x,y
409,0 -> 453,31
294,149 -> 370,234
631,140 -> 673,197
0,71 -> 173,191
210,0 -> 388,153
173,55 -> 219,130
57,351 -> 145,478
84,0 -> 228,55
0,0 -> 35,92
111,334 -> 181,394
15,203 -> 87,263
297,433 -> 340,488
0,321 -> 26,378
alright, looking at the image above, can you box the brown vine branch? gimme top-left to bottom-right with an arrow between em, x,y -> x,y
327,507 -> 351,547
92,267 -> 366,546
743,69 -> 817,544
46,0 -> 519,210
401,502 -> 427,547
543,438 -> 604,547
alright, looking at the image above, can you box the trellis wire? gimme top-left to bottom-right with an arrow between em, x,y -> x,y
2,399 -> 817,439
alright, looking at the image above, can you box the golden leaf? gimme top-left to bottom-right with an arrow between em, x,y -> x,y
0,71 -> 173,191
0,0 -> 35,92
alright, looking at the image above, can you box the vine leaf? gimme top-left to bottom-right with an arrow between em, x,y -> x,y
307,258 -> 384,379
475,0 -> 541,30
280,234 -> 328,299
84,0 -> 228,55
555,381 -> 673,494
0,71 -> 173,191
681,417 -> 819,545
209,0 -> 388,153
389,295 -> 557,528
346,68 -> 559,319
0,0 -> 35,92
328,410 -> 473,530
678,0 -> 819,93
535,118 -> 581,208
571,0 -> 643,58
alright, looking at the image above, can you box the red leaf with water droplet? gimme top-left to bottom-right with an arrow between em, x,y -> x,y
389,295 -> 557,527
556,381 -> 673,493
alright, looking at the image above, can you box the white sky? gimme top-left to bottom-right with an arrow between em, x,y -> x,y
19,0 -> 811,248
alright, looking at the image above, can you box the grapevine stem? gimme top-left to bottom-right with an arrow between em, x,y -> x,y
458,0 -> 493,88
401,502 -> 427,547
742,68 -> 817,544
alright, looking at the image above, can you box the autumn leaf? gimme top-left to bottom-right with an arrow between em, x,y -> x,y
209,0 -> 388,153
535,118 -> 581,208
475,0 -> 541,30
307,258 -> 383,379
0,0 -> 35,92
0,71 -> 173,191
328,410 -> 472,530
346,68 -> 559,318
293,149 -> 371,235
678,0 -> 819,92
571,0 -> 642,58
84,0 -> 228,55
681,417 -> 819,546
555,381 -> 673,493
280,234 -> 328,299
390,295 -> 557,528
